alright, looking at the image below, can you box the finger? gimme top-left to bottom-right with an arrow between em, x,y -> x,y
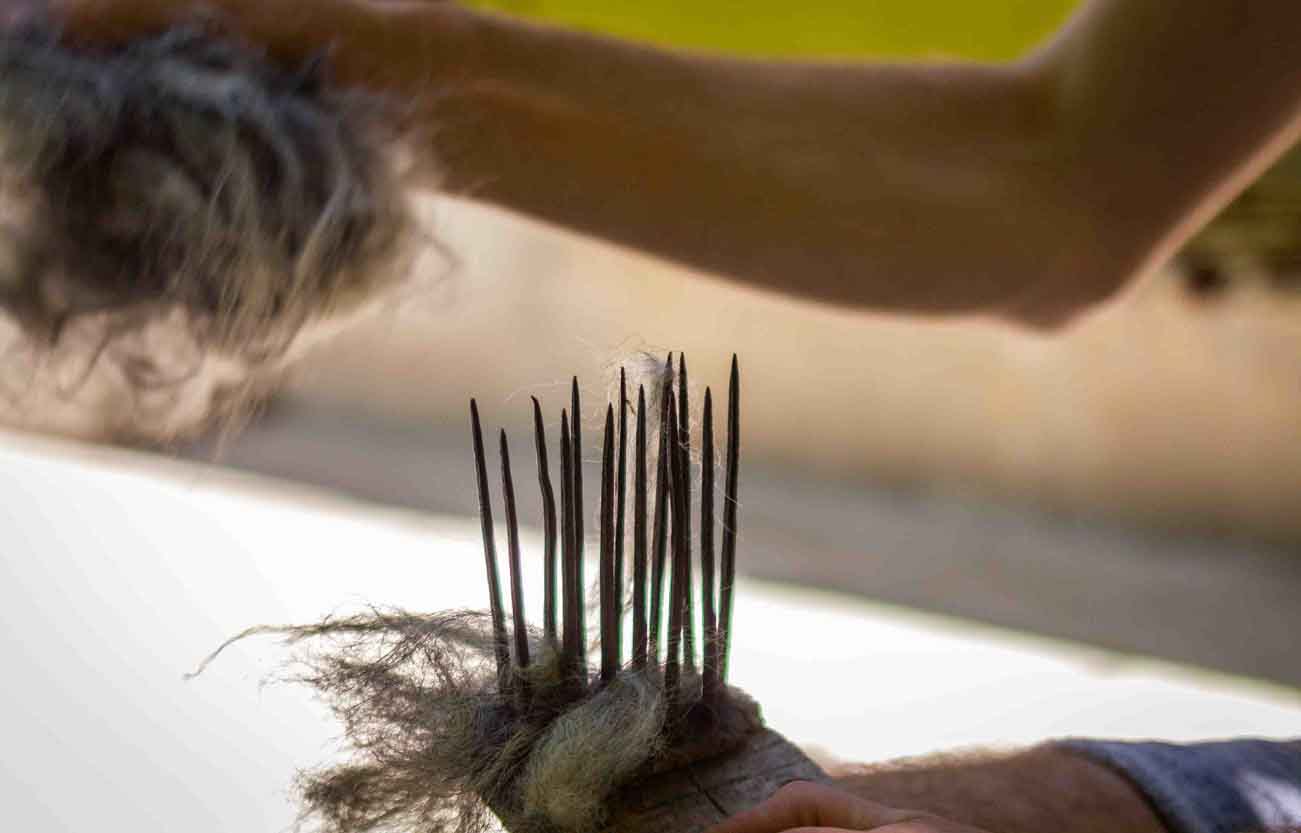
707,782 -> 920,833
46,0 -> 182,43
777,826 -> 953,833
779,825 -> 958,833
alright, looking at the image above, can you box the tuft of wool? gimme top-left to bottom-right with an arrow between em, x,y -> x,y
520,671 -> 666,831
192,608 -> 764,833
0,24 -> 427,444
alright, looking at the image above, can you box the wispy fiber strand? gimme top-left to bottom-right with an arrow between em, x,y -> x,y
192,356 -> 758,833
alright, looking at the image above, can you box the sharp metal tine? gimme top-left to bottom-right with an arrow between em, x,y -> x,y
677,354 -> 695,669
560,411 -> 582,682
632,384 -> 649,669
678,354 -> 689,438
470,401 -> 511,694
663,390 -> 684,710
614,367 -> 628,659
701,388 -> 720,704
648,355 -> 673,665
719,355 -> 740,684
532,397 -> 558,643
500,430 -> 531,684
599,405 -> 618,684
666,393 -> 686,708
570,378 -> 585,665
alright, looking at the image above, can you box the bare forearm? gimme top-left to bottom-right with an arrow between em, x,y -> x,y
59,0 -> 1301,326
391,9 -> 1085,320
831,745 -> 1168,833
377,1 -> 1300,325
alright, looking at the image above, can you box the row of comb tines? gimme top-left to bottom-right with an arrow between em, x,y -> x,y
469,354 -> 741,714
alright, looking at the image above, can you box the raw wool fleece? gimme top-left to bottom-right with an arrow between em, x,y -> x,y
519,671 -> 666,830
0,24 -> 426,444
192,608 -> 763,833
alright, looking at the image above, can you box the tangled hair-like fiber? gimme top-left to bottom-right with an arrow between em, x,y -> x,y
0,24 -> 426,443
192,610 -> 761,833
192,357 -> 764,833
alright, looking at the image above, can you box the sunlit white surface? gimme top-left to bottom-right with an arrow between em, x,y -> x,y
2,433 -> 1299,832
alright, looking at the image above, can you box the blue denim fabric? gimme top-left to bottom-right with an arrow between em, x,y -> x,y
1058,739 -> 1301,833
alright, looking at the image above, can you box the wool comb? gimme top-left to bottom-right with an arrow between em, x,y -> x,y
467,354 -> 827,833
189,354 -> 825,833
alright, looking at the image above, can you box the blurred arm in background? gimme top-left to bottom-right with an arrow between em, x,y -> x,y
47,0 -> 1301,326
54,0 -> 1301,327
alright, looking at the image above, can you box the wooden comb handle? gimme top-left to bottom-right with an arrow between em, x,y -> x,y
602,728 -> 829,833
490,728 -> 828,833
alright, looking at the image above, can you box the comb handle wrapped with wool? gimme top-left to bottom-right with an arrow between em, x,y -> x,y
468,355 -> 827,833
188,356 -> 826,833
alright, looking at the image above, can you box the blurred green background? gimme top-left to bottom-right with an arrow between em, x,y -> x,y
470,0 -> 1081,60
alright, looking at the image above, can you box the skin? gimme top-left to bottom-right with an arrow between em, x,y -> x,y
705,746 -> 1171,833
13,1 -> 1297,828
707,781 -> 990,833
39,0 -> 1301,328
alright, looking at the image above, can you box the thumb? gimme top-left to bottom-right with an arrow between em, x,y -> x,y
708,781 -> 925,833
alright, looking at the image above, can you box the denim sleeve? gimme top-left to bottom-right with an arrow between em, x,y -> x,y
1057,738 -> 1301,833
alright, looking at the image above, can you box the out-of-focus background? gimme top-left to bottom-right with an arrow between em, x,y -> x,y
194,0 -> 1301,682
4,1 -> 1301,830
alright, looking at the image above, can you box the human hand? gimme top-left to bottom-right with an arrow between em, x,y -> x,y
1,0 -> 255,41
4,0 -> 476,92
708,781 -> 996,833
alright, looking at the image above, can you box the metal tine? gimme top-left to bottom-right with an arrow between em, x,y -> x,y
648,354 -> 674,665
532,398 -> 558,643
674,386 -> 696,687
499,431 -> 531,686
614,368 -> 628,659
570,378 -> 585,663
599,405 -> 618,684
701,389 -> 720,704
631,384 -> 649,669
719,355 -> 740,684
678,354 -> 695,669
470,401 -> 511,694
559,412 -> 582,683
663,389 -> 686,711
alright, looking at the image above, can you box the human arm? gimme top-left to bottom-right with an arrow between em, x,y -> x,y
713,738 -> 1301,833
828,744 -> 1170,833
1060,738 -> 1301,833
48,0 -> 1301,326
707,744 -> 1168,833
707,780 -> 996,833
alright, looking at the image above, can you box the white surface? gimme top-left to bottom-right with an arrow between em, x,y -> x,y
3,434 -> 1300,832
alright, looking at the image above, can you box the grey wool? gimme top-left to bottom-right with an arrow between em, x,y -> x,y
191,358 -> 761,833
0,24 -> 425,443
190,611 -> 761,833
518,669 -> 667,830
